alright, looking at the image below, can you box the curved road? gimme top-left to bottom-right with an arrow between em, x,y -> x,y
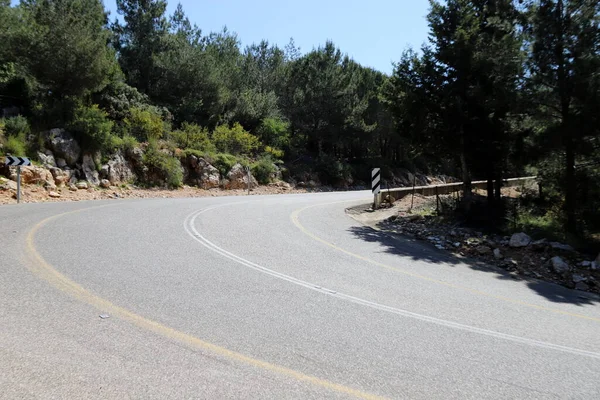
1,191 -> 600,399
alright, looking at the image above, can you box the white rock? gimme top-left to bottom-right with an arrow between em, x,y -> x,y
509,233 -> 531,248
48,191 -> 61,198
81,154 -> 100,186
453,242 -> 461,248
75,181 -> 88,190
572,274 -> 586,283
494,248 -> 503,259
580,261 -> 592,268
37,151 -> 56,168
550,256 -> 569,274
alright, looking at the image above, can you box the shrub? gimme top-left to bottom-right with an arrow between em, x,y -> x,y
256,117 -> 290,153
67,104 -> 114,152
4,115 -> 30,137
252,156 -> 277,184
264,145 -> 284,159
120,135 -> 139,153
125,107 -> 166,142
143,142 -> 183,188
206,152 -> 238,176
170,123 -> 215,152
4,135 -> 27,156
212,123 -> 260,156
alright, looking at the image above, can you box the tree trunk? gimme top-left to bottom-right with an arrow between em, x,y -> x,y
460,133 -> 472,196
565,127 -> 576,234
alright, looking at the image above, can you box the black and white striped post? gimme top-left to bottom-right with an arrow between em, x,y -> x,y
5,156 -> 31,204
371,168 -> 381,209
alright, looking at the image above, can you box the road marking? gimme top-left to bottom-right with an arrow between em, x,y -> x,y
185,206 -> 600,360
290,200 -> 600,323
24,204 -> 386,400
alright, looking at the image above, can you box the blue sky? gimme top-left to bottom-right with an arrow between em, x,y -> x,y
103,0 -> 431,73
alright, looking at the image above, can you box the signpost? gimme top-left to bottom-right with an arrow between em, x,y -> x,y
5,156 -> 31,204
246,166 -> 251,195
371,168 -> 381,209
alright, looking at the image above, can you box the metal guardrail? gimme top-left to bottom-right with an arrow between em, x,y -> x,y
378,176 -> 538,202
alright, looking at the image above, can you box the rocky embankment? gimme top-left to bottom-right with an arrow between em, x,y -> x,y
1,128 -> 296,203
349,195 -> 600,295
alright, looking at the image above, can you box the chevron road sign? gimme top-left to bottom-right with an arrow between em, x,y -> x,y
5,156 -> 31,166
5,156 -> 31,203
371,168 -> 381,195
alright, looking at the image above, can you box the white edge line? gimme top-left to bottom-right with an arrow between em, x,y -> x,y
183,206 -> 600,360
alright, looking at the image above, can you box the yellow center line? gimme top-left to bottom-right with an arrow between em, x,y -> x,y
22,205 -> 388,400
290,200 -> 600,323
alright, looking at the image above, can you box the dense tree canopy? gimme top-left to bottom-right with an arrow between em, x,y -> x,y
1,0 -> 599,236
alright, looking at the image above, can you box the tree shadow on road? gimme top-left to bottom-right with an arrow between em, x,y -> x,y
348,224 -> 600,307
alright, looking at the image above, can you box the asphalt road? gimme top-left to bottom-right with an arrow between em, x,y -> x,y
1,191 -> 600,399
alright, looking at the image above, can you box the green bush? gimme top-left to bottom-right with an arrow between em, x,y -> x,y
212,123 -> 260,156
206,152 -> 239,176
67,104 -> 114,152
4,135 -> 27,156
170,122 -> 215,152
252,156 -> 277,184
120,135 -> 139,153
256,117 -> 290,154
143,142 -> 183,188
3,115 -> 30,137
125,107 -> 166,142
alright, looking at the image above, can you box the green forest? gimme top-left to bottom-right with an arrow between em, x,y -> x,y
0,0 -> 599,239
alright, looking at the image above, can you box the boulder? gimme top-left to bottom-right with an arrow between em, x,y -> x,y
100,179 -> 111,189
49,167 -> 72,187
56,158 -> 67,168
476,245 -> 492,255
48,191 -> 61,198
493,248 -> 503,260
200,165 -> 220,189
69,183 -> 78,191
509,232 -> 531,248
75,181 -> 88,190
37,151 -> 56,168
572,274 -> 586,283
128,147 -> 144,165
224,163 -> 257,190
575,282 -> 590,291
81,154 -> 100,186
9,166 -> 55,188
0,177 -> 17,191
550,256 -> 569,274
45,129 -> 81,166
105,152 -> 134,184
188,155 -> 220,189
